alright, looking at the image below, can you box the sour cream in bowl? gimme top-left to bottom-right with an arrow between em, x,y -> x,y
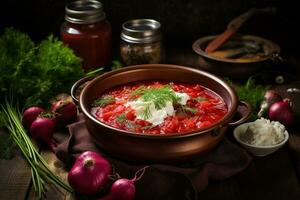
233,118 -> 289,156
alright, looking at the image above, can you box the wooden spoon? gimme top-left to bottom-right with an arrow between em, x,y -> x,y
205,7 -> 276,53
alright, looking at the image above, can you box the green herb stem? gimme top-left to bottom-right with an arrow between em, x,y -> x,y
85,67 -> 104,77
2,102 -> 73,197
178,105 -> 198,115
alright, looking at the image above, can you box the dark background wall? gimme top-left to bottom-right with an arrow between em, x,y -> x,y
1,0 -> 299,55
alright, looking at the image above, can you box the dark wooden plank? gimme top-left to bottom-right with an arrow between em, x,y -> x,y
0,153 -> 32,200
199,146 -> 300,200
289,132 -> 300,181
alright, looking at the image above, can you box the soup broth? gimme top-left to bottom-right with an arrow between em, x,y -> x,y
91,81 -> 228,134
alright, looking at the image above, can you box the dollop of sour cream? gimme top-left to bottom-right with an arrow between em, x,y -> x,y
126,91 -> 190,125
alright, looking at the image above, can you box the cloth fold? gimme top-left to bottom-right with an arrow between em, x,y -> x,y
55,118 -> 252,200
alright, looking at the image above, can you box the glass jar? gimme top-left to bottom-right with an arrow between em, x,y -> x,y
120,19 -> 164,66
61,0 -> 112,71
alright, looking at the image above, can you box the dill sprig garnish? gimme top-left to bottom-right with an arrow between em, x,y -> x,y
140,86 -> 181,110
92,95 -> 115,107
116,113 -> 156,130
194,97 -> 207,102
129,85 -> 147,99
116,113 -> 135,129
116,113 -> 127,124
129,85 -> 182,120
177,105 -> 198,115
142,102 -> 152,120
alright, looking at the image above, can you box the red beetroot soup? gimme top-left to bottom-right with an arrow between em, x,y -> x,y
90,81 -> 228,134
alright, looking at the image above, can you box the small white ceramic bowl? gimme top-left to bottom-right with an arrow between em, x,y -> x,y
233,122 -> 289,156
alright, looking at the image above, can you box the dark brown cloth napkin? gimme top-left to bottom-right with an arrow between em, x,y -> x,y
55,117 -> 252,200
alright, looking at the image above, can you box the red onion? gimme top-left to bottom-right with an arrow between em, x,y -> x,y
68,151 -> 111,195
22,106 -> 45,129
51,94 -> 77,126
98,166 -> 148,200
30,112 -> 57,151
258,90 -> 282,118
269,98 -> 294,126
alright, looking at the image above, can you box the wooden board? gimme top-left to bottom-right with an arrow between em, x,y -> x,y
0,152 -> 32,200
199,146 -> 300,200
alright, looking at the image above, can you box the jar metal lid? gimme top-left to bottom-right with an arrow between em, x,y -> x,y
121,19 -> 162,44
65,0 -> 105,24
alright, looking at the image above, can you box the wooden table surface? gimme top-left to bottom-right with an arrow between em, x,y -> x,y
1,130 -> 300,200
1,50 -> 300,200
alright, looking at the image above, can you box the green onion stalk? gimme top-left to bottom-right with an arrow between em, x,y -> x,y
1,102 -> 73,199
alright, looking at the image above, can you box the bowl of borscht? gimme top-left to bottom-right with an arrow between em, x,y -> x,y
78,64 -> 251,163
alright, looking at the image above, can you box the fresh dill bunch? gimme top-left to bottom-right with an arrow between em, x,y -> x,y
92,95 -> 115,107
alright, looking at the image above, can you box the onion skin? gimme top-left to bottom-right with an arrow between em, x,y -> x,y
22,106 -> 45,129
68,151 -> 111,195
51,100 -> 77,126
108,178 -> 136,200
30,115 -> 56,151
97,179 -> 136,200
269,99 -> 295,126
258,90 -> 282,118
98,166 -> 148,200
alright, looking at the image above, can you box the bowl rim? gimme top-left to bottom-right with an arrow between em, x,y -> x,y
192,34 -> 281,64
71,75 -> 95,105
80,64 -> 238,139
233,121 -> 289,148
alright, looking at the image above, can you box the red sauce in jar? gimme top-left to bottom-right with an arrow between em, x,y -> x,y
91,81 -> 228,134
61,1 -> 112,71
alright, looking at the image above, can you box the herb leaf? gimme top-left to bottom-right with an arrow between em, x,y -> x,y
92,95 -> 115,107
140,86 -> 181,110
0,28 -> 84,109
141,103 -> 152,120
129,85 -> 182,119
129,85 -> 147,99
194,97 -> 207,102
227,78 -> 268,120
178,105 -> 198,115
116,113 -> 127,124
111,60 -> 123,70
116,113 -> 136,129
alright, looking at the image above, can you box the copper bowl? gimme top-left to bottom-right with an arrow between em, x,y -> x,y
192,35 -> 281,79
78,64 -> 251,163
